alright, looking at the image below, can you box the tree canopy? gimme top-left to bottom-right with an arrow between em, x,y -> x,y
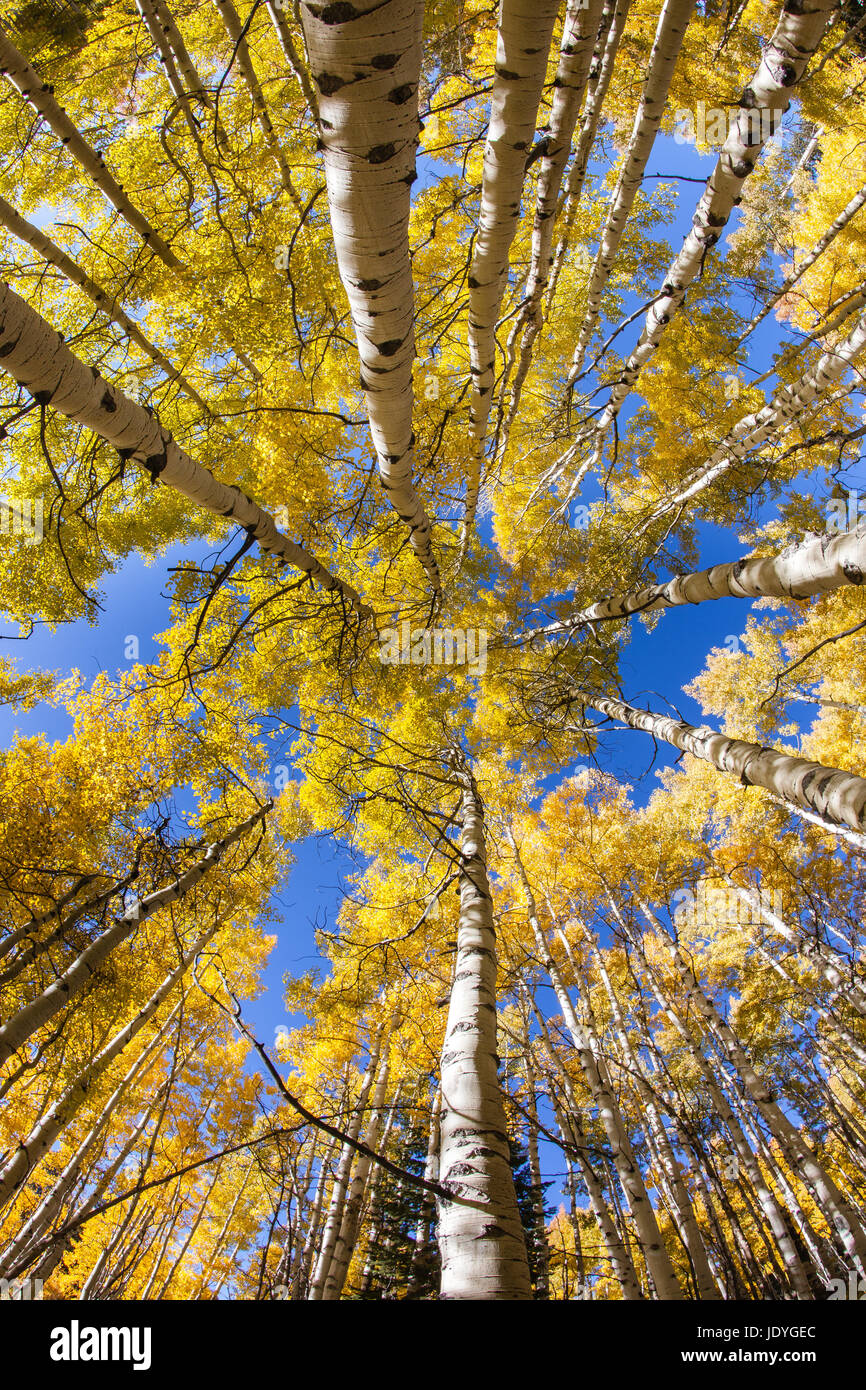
0,0 -> 865,1304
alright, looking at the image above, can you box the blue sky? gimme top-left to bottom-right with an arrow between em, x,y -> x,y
0,115 -> 836,1161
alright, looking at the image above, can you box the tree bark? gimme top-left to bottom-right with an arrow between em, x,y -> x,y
588,693 -> 866,832
0,280 -> 373,623
299,0 -> 440,589
436,761 -> 532,1299
462,0 -> 560,537
0,22 -> 183,269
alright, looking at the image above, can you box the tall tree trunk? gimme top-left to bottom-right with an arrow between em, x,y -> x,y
533,524 -> 866,636
544,0 -> 630,315
0,280 -> 372,622
567,0 -> 695,382
211,0 -> 303,210
533,1003 -> 643,1299
587,0 -> 836,440
587,694 -> 866,832
634,892 -> 866,1271
436,759 -> 532,1299
0,22 -> 182,269
584,931 -> 719,1298
0,804 -> 270,1066
299,0 -> 439,589
307,1026 -> 386,1299
505,832 -> 682,1297
0,917 -> 222,1210
462,0 -> 560,540
0,194 -> 207,412
321,1045 -> 394,1299
497,0 -> 607,447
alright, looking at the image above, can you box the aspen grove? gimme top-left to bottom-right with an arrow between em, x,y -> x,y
1,0 -> 866,1304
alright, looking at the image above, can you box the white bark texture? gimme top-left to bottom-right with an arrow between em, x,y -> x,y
590,694 -> 866,831
646,306 -> 866,523
0,1005 -> 182,1278
544,0 -> 630,316
151,0 -> 214,107
136,0 -> 204,141
0,192 -> 207,410
299,0 -> 439,589
0,919 -> 221,1210
307,1033 -> 384,1299
568,0 -> 695,382
650,907 -> 866,1268
0,803 -> 269,1066
498,0 -> 607,440
0,23 -> 183,269
536,1014 -> 643,1298
0,280 -> 373,622
592,0 -> 836,436
437,765 -> 532,1299
265,0 -> 320,120
211,0 -> 303,209
624,904 -> 814,1298
736,178 -> 866,346
507,832 -> 681,1298
541,523 -> 866,635
321,1044 -> 392,1299
587,933 -> 719,1298
463,0 -> 560,533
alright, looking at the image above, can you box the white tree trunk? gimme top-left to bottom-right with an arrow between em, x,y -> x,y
497,0 -> 607,445
321,1046 -> 392,1299
535,523 -> 866,636
0,918 -> 222,1210
0,280 -> 373,622
307,1028 -> 385,1299
462,0 -> 560,537
0,194 -> 207,412
586,932 -> 719,1298
0,22 -> 182,269
736,178 -> 866,346
544,0 -> 630,316
506,832 -> 681,1297
299,0 -> 439,589
590,0 -> 835,437
211,0 -> 303,210
567,0 -> 695,382
0,804 -> 270,1066
540,1038 -> 643,1299
265,0 -> 320,121
646,306 -> 866,524
437,763 -> 532,1299
588,694 -> 866,832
